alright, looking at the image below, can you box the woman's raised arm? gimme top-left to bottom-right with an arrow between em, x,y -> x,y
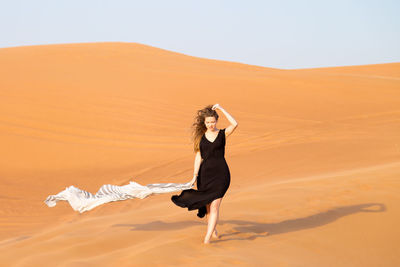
212,104 -> 238,137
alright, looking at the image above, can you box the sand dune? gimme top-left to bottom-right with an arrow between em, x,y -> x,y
0,42 -> 399,266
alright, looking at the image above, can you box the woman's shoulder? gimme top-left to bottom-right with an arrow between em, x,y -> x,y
221,128 -> 226,139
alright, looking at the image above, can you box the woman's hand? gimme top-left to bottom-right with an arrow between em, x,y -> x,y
212,103 -> 221,110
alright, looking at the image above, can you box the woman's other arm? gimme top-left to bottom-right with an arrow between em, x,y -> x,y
212,104 -> 238,137
190,151 -> 202,186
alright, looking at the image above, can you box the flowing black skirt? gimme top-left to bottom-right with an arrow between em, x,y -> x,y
171,157 -> 230,218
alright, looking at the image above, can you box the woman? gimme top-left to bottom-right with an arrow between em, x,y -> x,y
171,103 -> 238,244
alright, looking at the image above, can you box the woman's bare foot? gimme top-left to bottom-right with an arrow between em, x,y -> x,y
212,229 -> 219,238
203,238 -> 211,244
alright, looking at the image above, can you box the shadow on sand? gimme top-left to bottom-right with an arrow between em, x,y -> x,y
112,202 -> 386,243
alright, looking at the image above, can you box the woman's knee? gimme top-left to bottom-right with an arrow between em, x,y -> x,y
213,197 -> 222,205
210,198 -> 222,212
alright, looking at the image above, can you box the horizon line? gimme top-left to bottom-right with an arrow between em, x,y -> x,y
1,41 -> 399,71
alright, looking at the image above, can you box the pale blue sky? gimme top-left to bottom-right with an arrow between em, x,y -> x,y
1,0 -> 399,69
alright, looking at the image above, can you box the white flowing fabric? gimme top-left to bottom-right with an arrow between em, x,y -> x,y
44,180 -> 194,213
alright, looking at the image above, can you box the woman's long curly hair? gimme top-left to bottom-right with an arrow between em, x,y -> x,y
192,105 -> 219,152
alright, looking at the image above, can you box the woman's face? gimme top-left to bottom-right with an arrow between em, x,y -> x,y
204,116 -> 217,131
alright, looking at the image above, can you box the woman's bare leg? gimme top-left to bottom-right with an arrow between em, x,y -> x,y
204,198 -> 222,244
206,203 -> 218,238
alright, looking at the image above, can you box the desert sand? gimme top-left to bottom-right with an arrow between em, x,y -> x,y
0,42 -> 399,266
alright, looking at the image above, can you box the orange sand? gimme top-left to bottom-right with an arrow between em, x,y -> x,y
0,42 -> 399,266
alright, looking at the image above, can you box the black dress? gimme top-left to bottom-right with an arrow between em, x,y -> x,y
171,128 -> 231,218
